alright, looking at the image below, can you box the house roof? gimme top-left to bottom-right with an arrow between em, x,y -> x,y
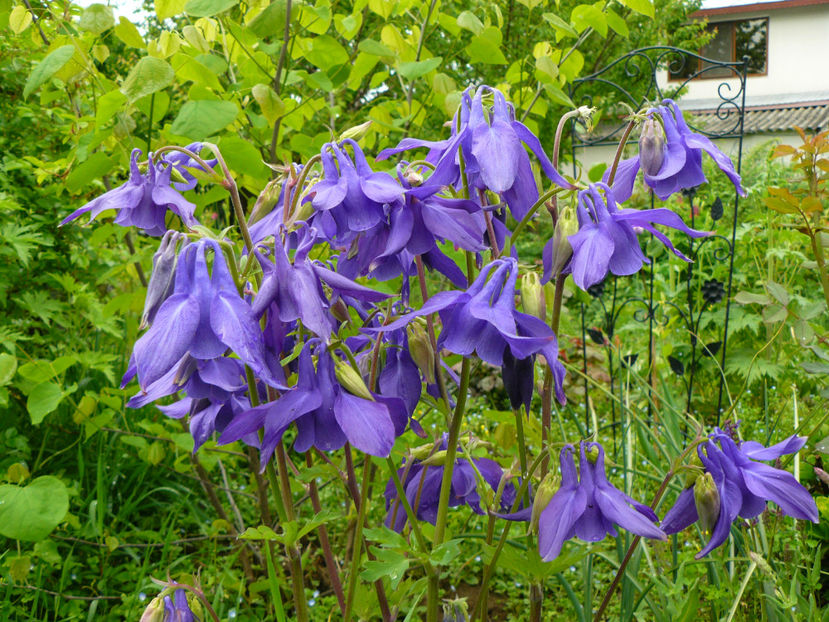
693,101 -> 829,133
694,0 -> 829,17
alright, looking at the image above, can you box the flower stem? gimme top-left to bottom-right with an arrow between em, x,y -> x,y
541,272 -> 566,477
344,455 -> 373,620
606,118 -> 637,186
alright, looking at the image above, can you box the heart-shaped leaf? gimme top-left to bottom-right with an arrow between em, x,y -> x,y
0,476 -> 69,541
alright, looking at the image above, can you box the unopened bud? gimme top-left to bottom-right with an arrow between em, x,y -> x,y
335,362 -> 373,400
748,551 -> 774,577
585,444 -> 600,464
139,596 -> 165,622
521,272 -> 546,320
248,178 -> 283,226
420,450 -> 450,467
141,231 -> 186,329
288,196 -> 315,225
442,597 -> 470,622
404,167 -> 424,187
815,466 -> 829,486
410,443 -> 439,461
407,321 -> 436,383
330,298 -> 350,324
338,120 -> 373,143
638,117 -> 665,177
683,454 -> 704,488
693,472 -> 720,536
549,206 -> 577,278
530,472 -> 560,534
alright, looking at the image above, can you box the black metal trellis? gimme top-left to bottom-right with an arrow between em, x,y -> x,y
567,47 -> 748,443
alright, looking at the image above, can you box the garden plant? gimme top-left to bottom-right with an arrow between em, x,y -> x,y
0,0 -> 827,620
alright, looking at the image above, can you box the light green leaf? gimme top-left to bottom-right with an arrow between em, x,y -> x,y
535,55 -> 559,82
27,382 -> 64,425
397,57 -> 442,80
170,100 -> 239,140
542,12 -> 579,39
0,476 -> 69,541
734,291 -> 770,305
9,5 -> 33,34
79,4 -> 115,35
248,0 -> 292,38
570,4 -> 607,37
156,0 -> 187,20
457,10 -> 484,35
466,27 -> 507,65
95,89 -> 127,128
542,82 -> 575,107
0,354 -> 17,386
23,45 -> 75,100
358,39 -> 395,57
184,0 -> 238,17
765,280 -> 789,306
619,0 -> 654,18
251,83 -> 284,124
121,56 -> 174,102
303,35 -> 349,70
18,356 -> 77,384
65,152 -> 115,193
605,8 -> 629,37
114,16 -> 145,48
217,135 -> 268,179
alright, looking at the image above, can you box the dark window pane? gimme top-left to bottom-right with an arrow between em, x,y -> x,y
700,22 -> 733,78
736,18 -> 767,74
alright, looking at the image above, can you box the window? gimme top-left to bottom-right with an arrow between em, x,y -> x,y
670,18 -> 768,80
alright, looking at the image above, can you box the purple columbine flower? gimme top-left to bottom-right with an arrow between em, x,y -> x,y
251,224 -> 390,342
550,183 -> 709,290
538,442 -> 666,561
661,431 -> 818,559
337,163 -> 488,290
126,238 -> 282,391
378,85 -> 573,220
219,342 -> 408,463
163,589 -> 199,622
308,139 -> 404,245
377,256 -> 567,404
606,99 -> 745,202
61,148 -> 198,237
383,436 -> 516,532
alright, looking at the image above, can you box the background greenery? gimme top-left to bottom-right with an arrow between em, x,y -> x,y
0,0 -> 826,618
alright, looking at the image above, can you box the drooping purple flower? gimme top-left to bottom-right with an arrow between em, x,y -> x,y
61,149 -> 198,237
606,99 -> 745,202
538,442 -> 666,561
661,431 -> 818,559
251,224 -> 391,342
219,342 -> 408,463
308,139 -> 404,245
163,589 -> 199,622
337,163 -> 487,289
554,183 -> 709,290
383,436 -> 516,532
126,238 -> 282,391
378,85 -> 572,220
377,256 -> 567,404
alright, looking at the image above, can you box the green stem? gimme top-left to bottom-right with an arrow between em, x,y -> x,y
513,408 -> 530,507
344,455 -> 373,620
504,186 -> 567,250
541,273 -> 566,477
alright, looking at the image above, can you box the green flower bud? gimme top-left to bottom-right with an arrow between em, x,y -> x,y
693,472 -> 720,537
139,596 -> 165,622
403,167 -> 424,187
329,298 -> 350,324
248,179 -> 283,226
334,362 -> 373,401
683,454 -> 704,488
585,444 -> 600,464
550,206 -> 578,278
521,272 -> 546,320
407,321 -> 436,383
530,472 -> 560,534
338,120 -> 373,142
442,597 -> 470,622
638,117 -> 665,177
420,450 -> 449,467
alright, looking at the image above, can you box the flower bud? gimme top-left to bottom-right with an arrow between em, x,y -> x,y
683,454 -> 703,488
141,231 -> 186,330
521,272 -> 546,320
693,472 -> 720,536
329,298 -> 350,324
548,206 -> 578,279
248,178 -> 283,226
814,466 -> 829,486
442,597 -> 470,622
139,596 -> 165,622
334,361 -> 373,400
585,444 -> 600,464
338,120 -> 373,143
420,450 -> 449,467
638,117 -> 665,177
407,321 -> 436,383
530,472 -> 560,534
403,167 -> 424,187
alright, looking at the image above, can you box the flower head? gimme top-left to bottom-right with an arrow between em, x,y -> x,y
661,431 -> 818,559
61,149 -> 198,236
163,589 -> 200,622
538,442 -> 665,561
383,436 -> 516,532
552,183 -> 709,290
377,256 -> 567,404
378,86 -> 572,220
606,99 -> 745,202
